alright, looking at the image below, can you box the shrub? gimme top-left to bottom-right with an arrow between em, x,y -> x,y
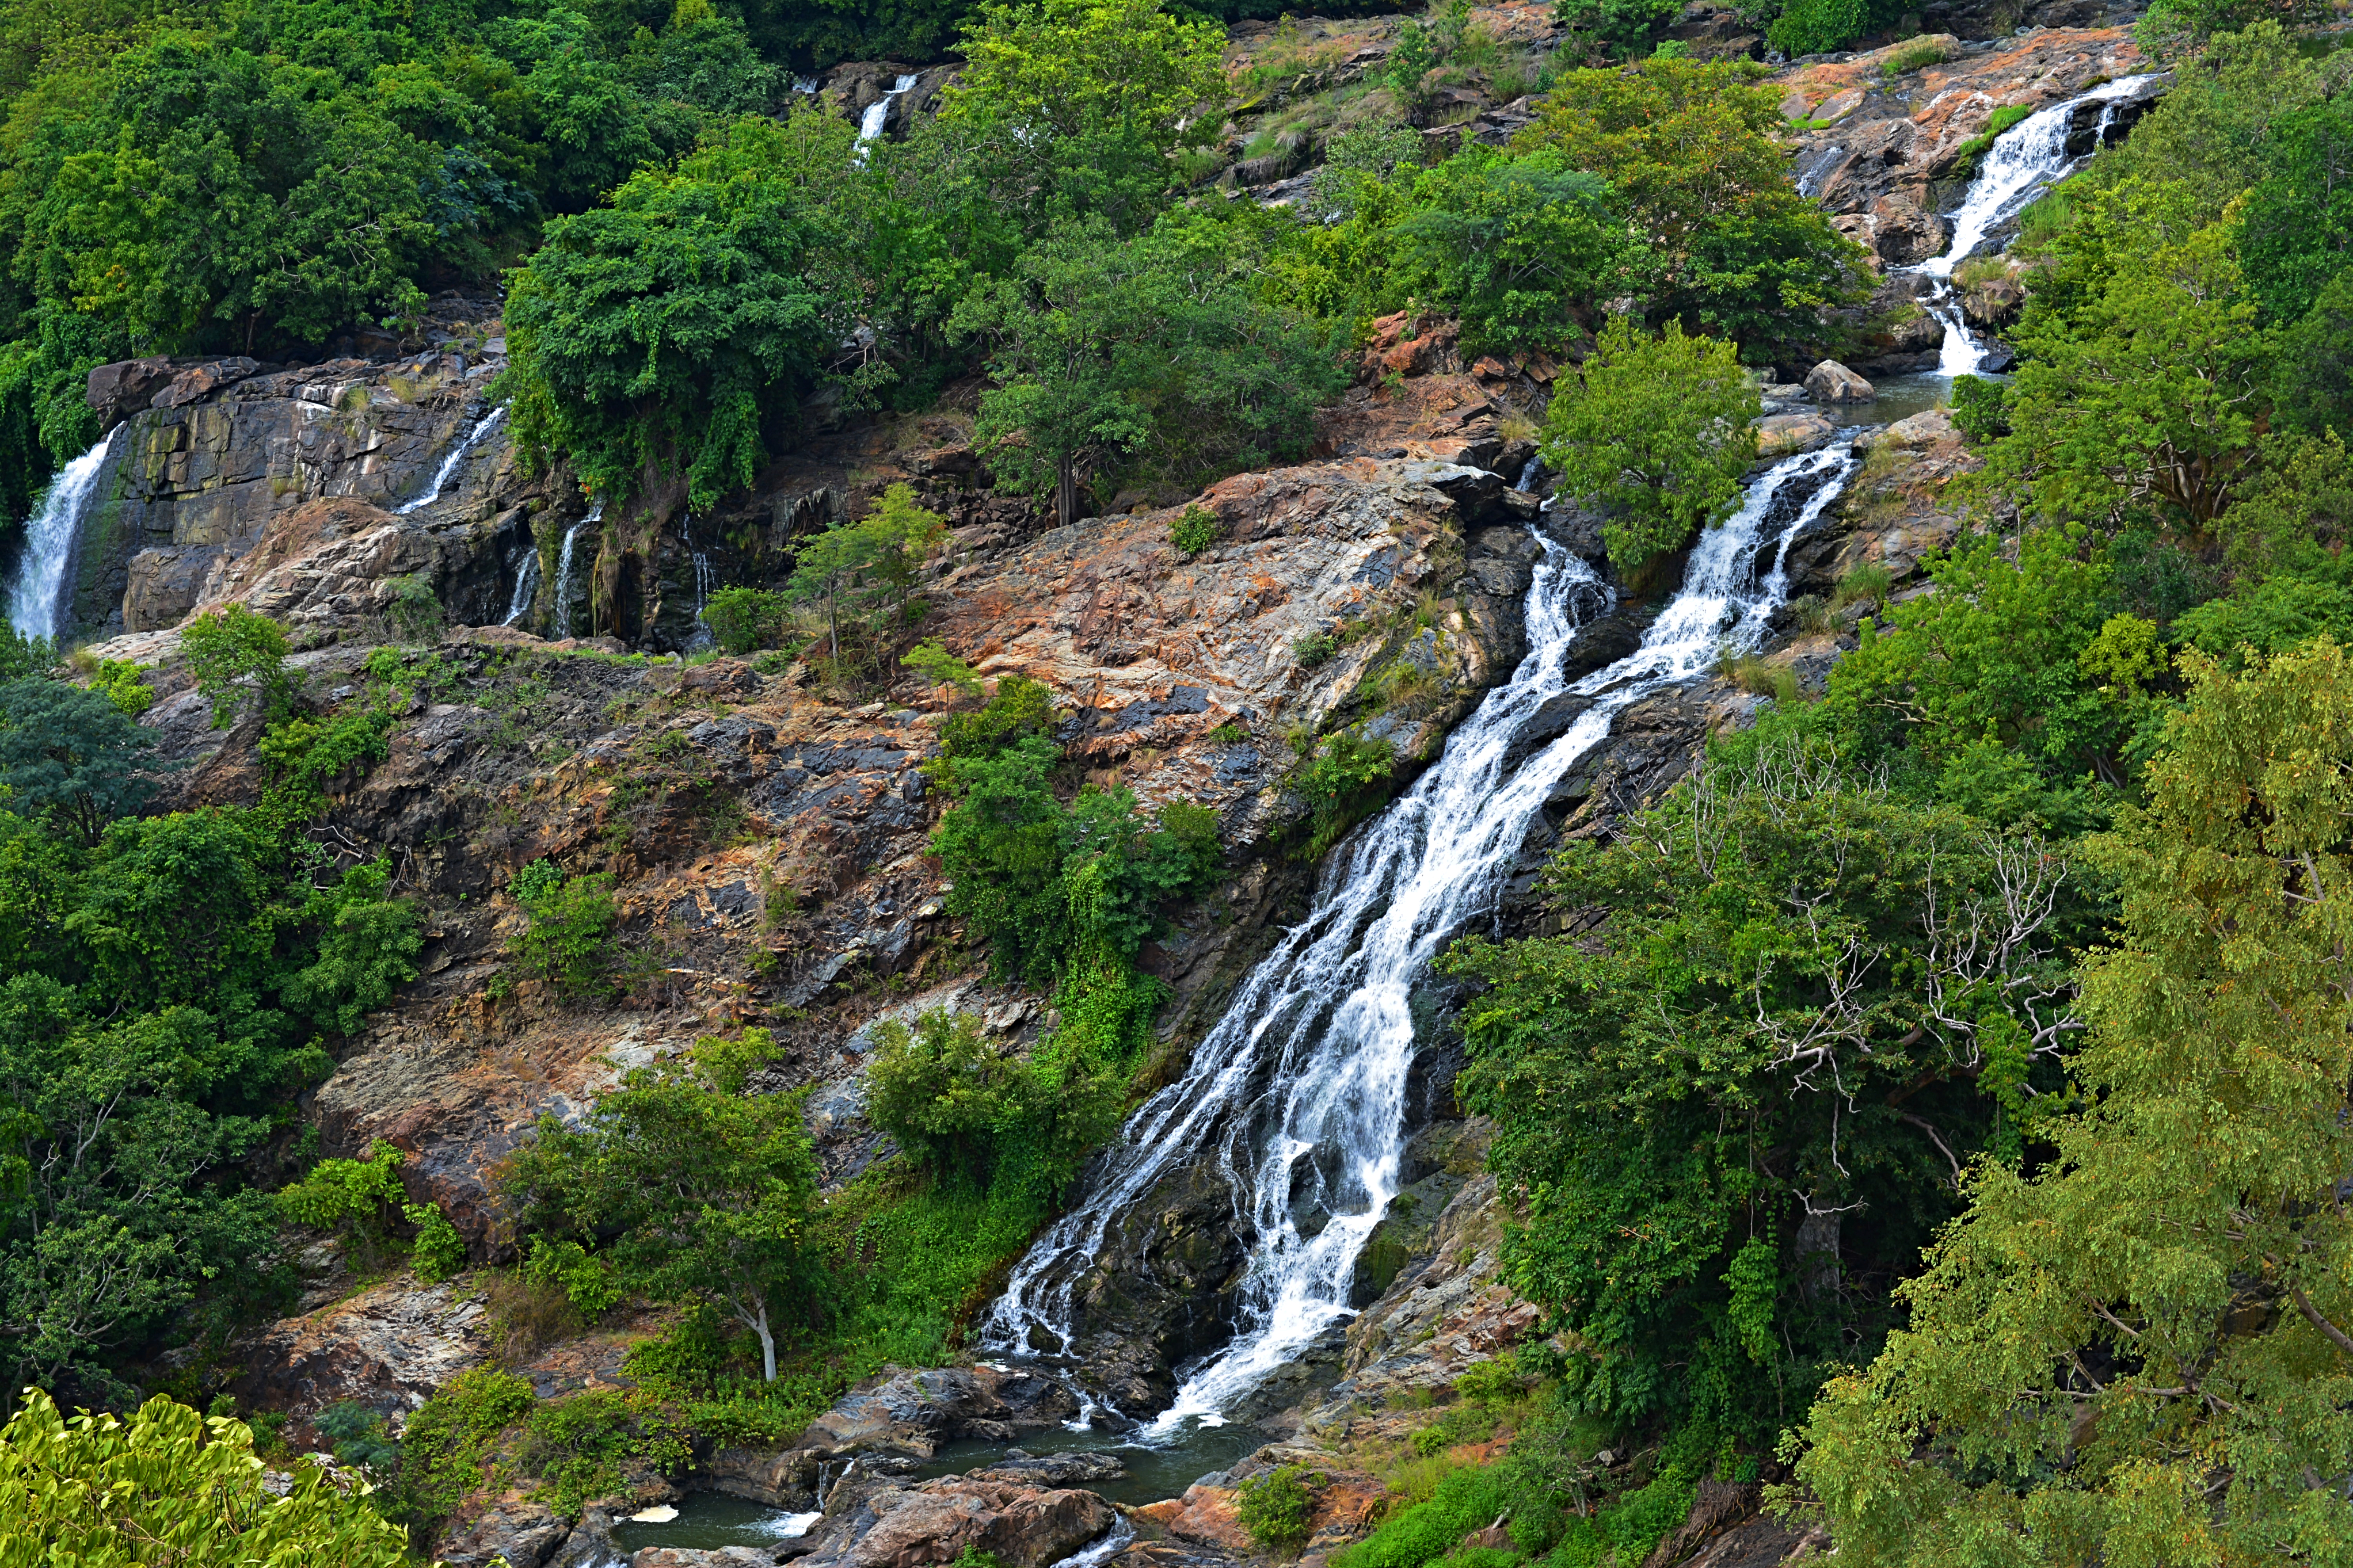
1717,650 -> 1801,704
0,624 -> 52,681
0,676 -> 159,844
1768,0 -> 1868,57
939,673 -> 1058,762
389,1367 -> 536,1532
315,1402 -> 401,1471
524,1236 -> 623,1317
904,638 -> 985,695
277,1139 -> 409,1246
181,603 -> 298,726
1948,375 -> 2010,442
1170,503 -> 1224,556
0,1390 -> 413,1565
705,586 -> 790,655
522,1388 -> 692,1517
508,861 -> 622,1000
1334,1463 -> 1517,1568
1295,728 -> 1397,861
1237,1465 -> 1319,1552
92,657 -> 154,715
386,572 -> 444,643
1879,36 -> 1949,75
1832,561 -> 1894,608
408,1200 -> 469,1281
1293,632 -> 1338,669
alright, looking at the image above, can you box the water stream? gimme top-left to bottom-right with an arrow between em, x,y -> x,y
982,446 -> 1858,1429
551,501 -> 600,637
4,429 -> 118,644
501,543 -> 541,626
1909,76 -> 2157,377
854,74 -> 920,161
397,404 -> 505,516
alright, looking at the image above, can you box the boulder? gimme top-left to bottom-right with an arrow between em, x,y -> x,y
1867,194 -> 1945,266
1803,361 -> 1874,405
1857,409 -> 1959,451
702,1445 -> 821,1507
794,1475 -> 1117,1568
230,1277 -> 490,1430
1758,413 -> 1838,456
87,356 -> 177,425
793,1365 -> 1076,1459
1131,1486 -> 1252,1554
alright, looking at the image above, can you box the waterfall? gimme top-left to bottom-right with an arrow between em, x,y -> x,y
681,514 -> 716,650
502,543 -> 541,626
854,74 -> 920,161
5,429 -> 118,644
1910,76 -> 2157,377
552,500 -> 600,637
983,447 -> 1858,1423
397,405 -> 506,516
1515,455 -> 1544,494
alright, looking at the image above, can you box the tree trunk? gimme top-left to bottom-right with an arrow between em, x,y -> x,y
752,1302 -> 776,1382
1057,456 -> 1079,531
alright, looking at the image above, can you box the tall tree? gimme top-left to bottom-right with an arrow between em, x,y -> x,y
1793,638 -> 2353,1563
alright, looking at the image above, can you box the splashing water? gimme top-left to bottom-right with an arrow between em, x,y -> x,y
5,429 -> 117,644
398,405 -> 505,516
1911,76 -> 2158,377
680,514 -> 716,650
552,500 -> 600,637
983,448 -> 1859,1426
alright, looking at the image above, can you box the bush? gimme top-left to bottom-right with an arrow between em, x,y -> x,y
409,1201 -> 469,1281
705,586 -> 790,655
1295,728 -> 1398,861
1,1390 -> 413,1565
1948,375 -> 2010,442
1170,503 -> 1224,556
92,658 -> 154,716
509,861 -> 622,1000
277,1139 -> 409,1245
1768,0 -> 1869,56
522,1387 -> 692,1517
181,604 -> 298,727
1832,561 -> 1894,608
904,638 -> 985,695
1237,1465 -> 1319,1552
1293,632 -> 1338,669
0,624 -> 52,681
386,573 -> 444,643
1879,36 -> 1949,74
939,673 -> 1059,762
389,1367 -> 537,1533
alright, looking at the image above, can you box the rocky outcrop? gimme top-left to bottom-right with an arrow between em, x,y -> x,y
789,1471 -> 1118,1568
793,1365 -> 1080,1459
229,1278 -> 492,1433
67,296 -> 538,643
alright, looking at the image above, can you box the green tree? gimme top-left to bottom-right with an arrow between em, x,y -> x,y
1516,56 -> 1865,343
1444,721 -> 2081,1436
178,604 -> 296,727
1539,314 -> 1759,574
1791,638 -> 2353,1564
0,1388 -> 416,1565
505,1054 -> 824,1382
501,115 -> 835,511
782,481 -> 946,675
1988,182 -> 2269,532
951,216 -> 1343,527
0,678 -> 157,846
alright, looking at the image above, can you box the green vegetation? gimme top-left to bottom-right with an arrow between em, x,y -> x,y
1,1389 -> 415,1563
508,858 -> 622,1001
1540,315 -> 1760,575
1170,503 -> 1224,557
1237,1464 -> 1320,1551
0,676 -> 157,844
180,604 -> 298,727
783,482 -> 947,685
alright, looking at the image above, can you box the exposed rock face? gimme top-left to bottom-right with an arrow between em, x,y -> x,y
69,297 -> 536,642
229,1278 -> 491,1432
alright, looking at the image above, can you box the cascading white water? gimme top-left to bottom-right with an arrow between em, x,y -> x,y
854,74 -> 920,159
984,448 -> 1858,1426
552,500 -> 600,636
502,544 -> 542,626
5,429 -> 117,644
1912,76 -> 2157,377
681,514 -> 716,650
398,405 -> 506,516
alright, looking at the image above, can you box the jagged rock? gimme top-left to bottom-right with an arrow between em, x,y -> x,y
632,1550 -> 780,1568
702,1446 -> 821,1508
87,356 -> 177,425
1132,1486 -> 1252,1553
230,1277 -> 490,1433
1803,361 -> 1874,405
1866,193 -> 1945,265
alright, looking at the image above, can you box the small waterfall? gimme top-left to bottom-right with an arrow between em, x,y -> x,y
681,514 -> 716,650
397,405 -> 506,516
551,500 -> 600,637
1515,455 -> 1544,494
501,544 -> 541,626
5,429 -> 118,644
793,74 -> 818,93
1910,75 -> 2157,377
983,447 -> 1859,1422
854,74 -> 920,161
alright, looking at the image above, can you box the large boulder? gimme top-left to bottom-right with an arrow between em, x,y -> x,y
792,1474 -> 1118,1568
1803,361 -> 1875,405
